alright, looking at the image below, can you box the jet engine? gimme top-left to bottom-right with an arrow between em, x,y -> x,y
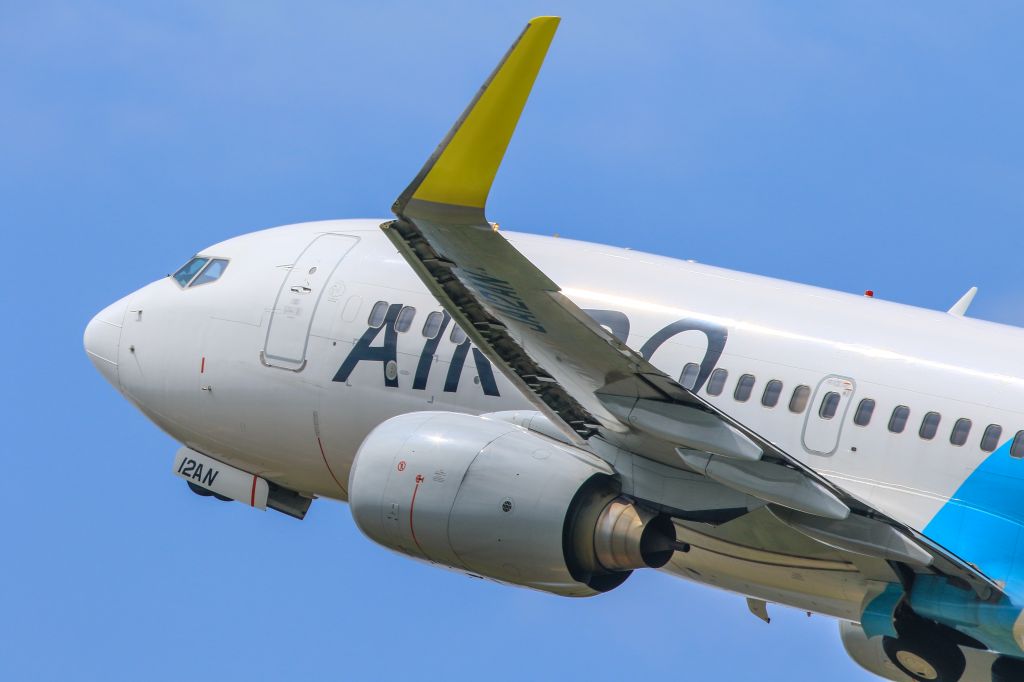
348,411 -> 677,596
838,620 -> 1023,682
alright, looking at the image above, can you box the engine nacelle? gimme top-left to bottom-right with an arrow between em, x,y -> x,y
839,621 -> 907,681
348,411 -> 675,596
838,620 -> 1009,682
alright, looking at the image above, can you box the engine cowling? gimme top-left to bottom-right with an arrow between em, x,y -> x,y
348,411 -> 676,596
840,620 -> 908,681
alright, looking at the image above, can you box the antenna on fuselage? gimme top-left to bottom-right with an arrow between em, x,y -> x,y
948,286 -> 978,317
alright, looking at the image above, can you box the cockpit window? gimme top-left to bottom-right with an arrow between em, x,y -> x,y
190,259 -> 229,287
172,257 -> 229,288
173,257 -> 208,287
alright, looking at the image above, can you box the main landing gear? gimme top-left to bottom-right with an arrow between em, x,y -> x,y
991,655 -> 1024,682
882,619 -> 966,682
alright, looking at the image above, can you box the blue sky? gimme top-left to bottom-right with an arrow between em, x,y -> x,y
4,2 -> 1024,680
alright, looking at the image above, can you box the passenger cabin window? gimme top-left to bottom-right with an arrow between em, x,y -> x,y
367,301 -> 388,328
853,399 -> 875,426
189,259 -> 229,287
422,311 -> 444,339
889,406 -> 910,433
1011,431 -> 1024,459
789,385 -> 810,413
172,257 -> 208,287
395,306 -> 416,333
919,412 -> 941,440
450,326 -> 467,345
706,368 -> 728,396
734,374 -> 755,402
981,424 -> 1003,453
679,363 -> 700,390
819,392 -> 841,419
950,418 -> 972,447
762,380 -> 783,408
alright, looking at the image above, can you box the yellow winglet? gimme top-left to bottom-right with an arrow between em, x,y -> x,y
393,16 -> 560,218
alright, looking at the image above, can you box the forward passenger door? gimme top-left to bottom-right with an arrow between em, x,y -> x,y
262,233 -> 359,371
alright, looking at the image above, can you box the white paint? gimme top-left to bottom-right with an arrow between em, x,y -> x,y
83,218 -> 1024,674
263,233 -> 358,369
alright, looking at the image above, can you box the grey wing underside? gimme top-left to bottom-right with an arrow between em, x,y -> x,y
383,15 -> 1002,602
382,215 -> 1000,602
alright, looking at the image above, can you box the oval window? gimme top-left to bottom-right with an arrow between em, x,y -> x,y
888,406 -> 910,434
734,374 -> 755,402
853,399 -> 875,426
789,385 -> 810,413
679,363 -> 700,390
950,418 -> 972,447
1011,431 -> 1024,459
422,311 -> 444,339
919,411 -> 941,440
819,392 -> 841,419
981,424 -> 1003,453
762,380 -> 783,408
706,368 -> 728,396
395,306 -> 416,333
367,301 -> 388,328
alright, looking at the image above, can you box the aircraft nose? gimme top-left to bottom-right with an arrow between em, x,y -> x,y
84,296 -> 129,389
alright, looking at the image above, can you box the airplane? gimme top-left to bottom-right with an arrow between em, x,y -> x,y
82,16 -> 1024,682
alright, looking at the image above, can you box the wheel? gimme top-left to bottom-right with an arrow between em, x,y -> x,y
187,481 -> 230,501
882,630 -> 966,682
992,656 -> 1024,682
187,481 -> 214,496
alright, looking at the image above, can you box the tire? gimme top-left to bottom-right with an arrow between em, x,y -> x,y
187,481 -> 230,501
187,481 -> 214,496
992,656 -> 1024,682
882,631 -> 966,682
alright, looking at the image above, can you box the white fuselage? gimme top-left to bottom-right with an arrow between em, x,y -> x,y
85,218 -> 1024,624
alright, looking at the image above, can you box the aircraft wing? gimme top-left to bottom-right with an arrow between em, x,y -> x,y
383,16 -> 1001,601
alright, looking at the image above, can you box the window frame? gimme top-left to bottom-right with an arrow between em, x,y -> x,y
422,311 -> 444,339
888,405 -> 910,434
172,256 -> 210,288
679,363 -> 700,391
950,418 -> 972,447
188,258 -> 230,288
819,391 -> 841,419
733,374 -> 756,402
762,379 -> 783,408
367,301 -> 389,329
981,424 -> 1003,453
450,325 -> 467,345
852,398 -> 875,427
789,385 -> 811,414
706,368 -> 728,396
1011,431 -> 1024,459
919,411 -> 941,440
394,306 -> 416,333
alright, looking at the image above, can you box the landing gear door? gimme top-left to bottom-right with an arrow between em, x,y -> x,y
801,375 -> 855,456
262,233 -> 358,370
